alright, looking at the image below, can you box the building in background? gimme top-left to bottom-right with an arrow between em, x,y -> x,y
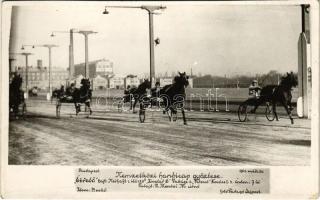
74,58 -> 114,78
124,75 -> 140,89
92,75 -> 108,90
158,77 -> 172,87
15,59 -> 68,90
108,75 -> 125,89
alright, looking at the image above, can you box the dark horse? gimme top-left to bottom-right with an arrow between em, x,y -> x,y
57,79 -> 92,115
157,72 -> 189,125
252,72 -> 298,124
73,79 -> 93,115
124,79 -> 151,113
9,73 -> 24,116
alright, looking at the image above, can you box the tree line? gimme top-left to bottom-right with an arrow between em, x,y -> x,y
192,70 -> 297,88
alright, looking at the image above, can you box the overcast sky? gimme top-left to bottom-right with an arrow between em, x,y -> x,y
10,3 -> 301,77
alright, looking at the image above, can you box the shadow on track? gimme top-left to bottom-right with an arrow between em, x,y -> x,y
187,116 -> 309,129
274,139 -> 311,146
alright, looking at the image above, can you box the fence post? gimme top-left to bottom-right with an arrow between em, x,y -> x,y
215,88 -> 219,111
189,94 -> 194,112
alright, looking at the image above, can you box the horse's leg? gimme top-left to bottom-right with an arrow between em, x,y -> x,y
167,107 -> 173,122
86,101 -> 92,115
130,96 -> 133,110
74,102 -> 79,115
288,101 -> 293,112
162,99 -> 168,114
281,100 -> 294,124
288,95 -> 293,112
132,99 -> 137,113
89,103 -> 92,115
13,104 -> 19,118
272,100 -> 279,121
75,98 -> 81,113
77,104 -> 80,114
181,107 -> 187,125
138,102 -> 142,115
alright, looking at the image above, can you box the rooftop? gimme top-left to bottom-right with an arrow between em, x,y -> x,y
74,58 -> 112,67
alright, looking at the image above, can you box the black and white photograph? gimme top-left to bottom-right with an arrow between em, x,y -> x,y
1,1 -> 319,198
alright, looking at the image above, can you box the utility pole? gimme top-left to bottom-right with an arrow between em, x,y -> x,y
298,5 -> 310,118
21,52 -> 32,98
103,5 -> 166,86
69,29 -> 74,79
21,44 -> 58,100
147,9 -> 155,86
78,30 -> 97,78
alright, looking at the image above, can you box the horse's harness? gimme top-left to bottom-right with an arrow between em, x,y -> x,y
80,87 -> 91,100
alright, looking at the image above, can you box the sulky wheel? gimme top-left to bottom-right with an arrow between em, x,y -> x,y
56,100 -> 61,118
139,103 -> 146,123
167,110 -> 177,122
265,102 -> 275,121
238,103 -> 248,122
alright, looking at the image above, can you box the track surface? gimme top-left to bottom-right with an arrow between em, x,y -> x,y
9,99 -> 311,166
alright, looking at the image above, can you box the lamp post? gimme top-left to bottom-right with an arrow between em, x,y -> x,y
22,53 -> 31,96
78,30 -> 97,78
102,5 -> 166,86
51,29 -> 97,79
22,44 -> 58,100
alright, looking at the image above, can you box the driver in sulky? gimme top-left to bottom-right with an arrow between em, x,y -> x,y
151,81 -> 161,98
248,80 -> 261,99
65,83 -> 76,101
248,80 -> 261,112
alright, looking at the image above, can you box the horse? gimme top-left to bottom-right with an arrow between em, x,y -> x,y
57,79 -> 92,116
126,79 -> 151,113
156,72 -> 189,125
252,72 -> 298,124
72,79 -> 92,115
9,73 -> 24,116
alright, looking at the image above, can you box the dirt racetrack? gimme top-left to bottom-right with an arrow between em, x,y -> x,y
9,99 -> 310,166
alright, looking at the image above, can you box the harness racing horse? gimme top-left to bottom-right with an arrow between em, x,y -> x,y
56,79 -> 92,117
72,79 -> 93,115
125,79 -> 151,113
252,72 -> 298,124
9,73 -> 25,117
157,72 -> 189,125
